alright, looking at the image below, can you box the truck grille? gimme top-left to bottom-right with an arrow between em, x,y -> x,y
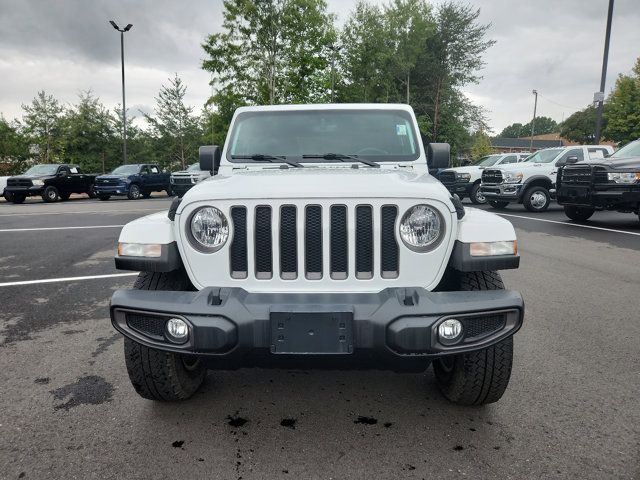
592,166 -> 608,183
172,177 -> 193,185
561,166 -> 592,185
438,171 -> 456,185
482,169 -> 503,184
98,178 -> 120,186
7,178 -> 33,187
228,204 -> 399,281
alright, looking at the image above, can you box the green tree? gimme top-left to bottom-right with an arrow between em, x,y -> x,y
202,0 -> 336,111
21,90 -> 65,163
63,91 -> 116,173
145,74 -> 203,170
560,106 -> 599,144
470,130 -> 493,160
522,116 -> 558,137
603,60 -> 640,144
0,116 -> 30,174
499,122 -> 525,138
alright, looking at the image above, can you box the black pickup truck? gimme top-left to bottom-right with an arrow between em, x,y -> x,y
93,164 -> 172,200
557,139 -> 640,222
4,164 -> 98,204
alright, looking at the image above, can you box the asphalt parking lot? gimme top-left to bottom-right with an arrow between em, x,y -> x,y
0,196 -> 638,480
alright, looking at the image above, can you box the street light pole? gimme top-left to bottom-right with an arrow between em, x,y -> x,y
109,21 -> 133,164
529,89 -> 538,152
595,0 -> 614,144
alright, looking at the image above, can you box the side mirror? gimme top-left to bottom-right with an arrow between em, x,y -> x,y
199,145 -> 222,174
427,143 -> 451,169
57,170 -> 67,177
566,155 -> 579,165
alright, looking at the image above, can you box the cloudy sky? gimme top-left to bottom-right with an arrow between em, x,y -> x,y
0,0 -> 638,133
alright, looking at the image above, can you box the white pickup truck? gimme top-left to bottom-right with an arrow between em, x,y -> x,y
170,163 -> 213,197
439,153 -> 529,204
110,104 -> 523,406
480,145 -> 614,212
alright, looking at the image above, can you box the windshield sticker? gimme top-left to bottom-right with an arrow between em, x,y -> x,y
396,124 -> 407,136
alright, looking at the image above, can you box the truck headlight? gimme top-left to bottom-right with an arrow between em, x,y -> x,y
32,179 -> 45,186
456,173 -> 471,182
503,172 -> 523,184
399,205 -> 444,252
607,172 -> 640,184
188,206 -> 229,252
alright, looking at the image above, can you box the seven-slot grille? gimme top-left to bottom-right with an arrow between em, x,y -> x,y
228,204 -> 399,281
482,169 -> 503,184
438,171 -> 456,185
561,166 -> 592,185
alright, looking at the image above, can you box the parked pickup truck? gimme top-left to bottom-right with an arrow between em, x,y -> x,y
94,164 -> 172,200
0,176 -> 8,199
480,145 -> 614,212
557,139 -> 640,222
110,104 -> 524,406
438,153 -> 529,204
170,163 -> 213,197
4,164 -> 97,204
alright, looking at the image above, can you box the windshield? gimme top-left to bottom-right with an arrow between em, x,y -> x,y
24,164 -> 59,176
227,109 -> 419,163
111,165 -> 140,175
475,155 -> 502,166
611,140 -> 640,158
524,149 -> 563,163
186,163 -> 201,172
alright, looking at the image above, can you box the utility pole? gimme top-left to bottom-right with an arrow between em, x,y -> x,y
329,44 -> 342,103
109,21 -> 133,164
529,89 -> 538,152
595,0 -> 614,144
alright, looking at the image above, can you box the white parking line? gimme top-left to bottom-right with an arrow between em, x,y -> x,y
0,272 -> 139,287
0,208 -> 163,217
0,225 -> 124,233
497,213 -> 640,236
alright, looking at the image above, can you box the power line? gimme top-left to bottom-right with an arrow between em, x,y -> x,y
536,92 -> 584,112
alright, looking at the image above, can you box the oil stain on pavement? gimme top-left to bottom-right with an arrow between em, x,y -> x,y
51,375 -> 114,411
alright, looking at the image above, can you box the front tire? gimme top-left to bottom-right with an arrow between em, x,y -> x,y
127,184 -> 142,200
564,205 -> 595,221
470,183 -> 487,205
433,271 -> 514,406
98,195 -> 111,201
7,192 -> 26,204
523,186 -> 551,212
42,186 -> 60,202
123,271 -> 206,401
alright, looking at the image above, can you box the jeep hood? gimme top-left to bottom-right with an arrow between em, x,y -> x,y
183,167 -> 453,206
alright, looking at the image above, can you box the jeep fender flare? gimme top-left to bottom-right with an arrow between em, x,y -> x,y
115,212 -> 183,272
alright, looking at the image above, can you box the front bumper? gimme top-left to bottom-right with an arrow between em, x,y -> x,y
4,186 -> 45,197
557,185 -> 640,209
110,287 -> 524,370
94,185 -> 129,196
442,181 -> 474,197
480,184 -> 523,203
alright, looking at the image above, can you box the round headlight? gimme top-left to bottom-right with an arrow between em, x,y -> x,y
189,206 -> 229,252
399,205 -> 444,252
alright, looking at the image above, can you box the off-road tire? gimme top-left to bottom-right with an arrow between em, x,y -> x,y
127,183 -> 141,200
123,270 -> 205,401
87,184 -> 97,199
98,195 -> 111,201
470,183 -> 486,205
488,200 -> 509,209
523,186 -> 550,212
433,271 -> 514,406
564,205 -> 595,221
42,186 -> 60,203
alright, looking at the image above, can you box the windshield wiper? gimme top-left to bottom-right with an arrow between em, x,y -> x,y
302,153 -> 380,168
231,153 -> 303,168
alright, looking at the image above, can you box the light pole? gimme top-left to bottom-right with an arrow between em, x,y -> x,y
529,89 -> 538,152
109,21 -> 133,164
595,0 -> 614,144
329,44 -> 342,103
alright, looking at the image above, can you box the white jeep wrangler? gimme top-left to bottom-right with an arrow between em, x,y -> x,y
480,145 -> 614,212
110,104 -> 523,406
